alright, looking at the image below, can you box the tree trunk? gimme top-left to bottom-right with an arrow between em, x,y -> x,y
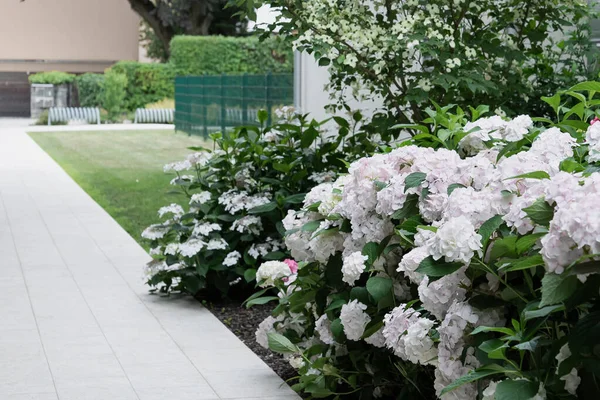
127,0 -> 176,56
188,1 -> 214,35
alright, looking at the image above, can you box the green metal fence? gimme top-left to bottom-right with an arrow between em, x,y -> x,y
175,73 -> 294,136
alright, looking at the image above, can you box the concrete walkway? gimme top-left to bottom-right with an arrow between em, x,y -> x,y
0,119 -> 299,400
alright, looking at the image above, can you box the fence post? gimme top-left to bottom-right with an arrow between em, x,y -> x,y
266,72 -> 273,126
242,73 -> 248,124
201,75 -> 208,137
220,74 -> 227,134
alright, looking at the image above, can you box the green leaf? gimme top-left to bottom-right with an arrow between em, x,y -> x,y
325,298 -> 347,312
301,126 -> 319,148
366,276 -> 393,302
540,273 -> 578,307
391,123 -> 430,134
391,194 -> 419,220
243,288 -> 269,307
350,286 -> 370,304
479,215 -> 503,249
495,379 -> 539,400
447,183 -> 466,195
569,81 -> 600,92
362,242 -> 380,265
244,268 -> 257,282
404,172 -> 427,192
273,162 -> 291,174
301,220 -> 322,232
248,201 -> 277,214
263,251 -> 286,261
523,304 -> 565,321
440,365 -> 509,396
499,254 -> 544,272
568,260 -> 600,275
330,318 -> 345,342
470,326 -> 514,336
541,93 -> 561,115
416,256 -> 463,277
523,198 -> 554,227
569,311 -> 600,353
514,336 -> 542,352
284,193 -> 306,204
479,339 -> 508,360
516,233 -> 546,254
257,109 -> 269,124
504,171 -> 551,180
246,296 -> 279,307
267,333 -> 298,354
305,385 -> 334,398
489,236 -> 518,261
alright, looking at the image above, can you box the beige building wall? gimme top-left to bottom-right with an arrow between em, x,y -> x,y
0,0 -> 140,73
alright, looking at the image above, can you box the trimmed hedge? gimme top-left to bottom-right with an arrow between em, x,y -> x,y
170,35 -> 293,76
110,61 -> 175,111
28,71 -> 75,85
75,73 -> 105,108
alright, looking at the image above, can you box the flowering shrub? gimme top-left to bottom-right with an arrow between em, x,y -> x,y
236,0 -> 598,121
252,85 -> 600,399
143,109 -> 379,297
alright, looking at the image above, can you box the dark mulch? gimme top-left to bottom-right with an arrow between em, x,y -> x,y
204,299 -> 298,383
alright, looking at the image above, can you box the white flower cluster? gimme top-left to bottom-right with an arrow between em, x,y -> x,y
270,115 -> 592,398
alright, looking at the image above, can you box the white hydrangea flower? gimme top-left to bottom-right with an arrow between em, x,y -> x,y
255,316 -> 279,349
178,238 -> 206,257
141,224 -> 170,240
164,159 -> 192,172
443,187 -> 506,228
340,300 -> 370,341
206,238 -> 228,251
222,251 -> 241,267
231,216 -> 263,235
164,243 -> 179,255
382,305 -> 420,354
502,115 -> 533,142
403,318 -> 437,366
256,261 -> 292,287
190,191 -> 211,205
364,327 -> 386,348
341,251 -> 368,286
529,128 -> 575,169
428,217 -> 482,264
315,314 -> 335,345
482,381 -> 498,400
193,222 -> 221,237
418,270 -> 469,320
540,226 -> 583,274
289,356 -> 305,369
397,246 -> 428,284
560,368 -> 581,395
158,203 -> 184,218
555,343 -> 571,369
586,121 -> 600,162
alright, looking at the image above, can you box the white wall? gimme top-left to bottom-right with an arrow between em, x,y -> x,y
294,52 -> 383,120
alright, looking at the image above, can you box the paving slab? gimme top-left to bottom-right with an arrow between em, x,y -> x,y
0,120 -> 299,400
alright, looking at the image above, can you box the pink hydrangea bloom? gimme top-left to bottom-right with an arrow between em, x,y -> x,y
283,259 -> 298,274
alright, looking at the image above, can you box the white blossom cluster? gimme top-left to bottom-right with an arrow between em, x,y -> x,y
260,114 -> 593,398
287,0 -> 589,121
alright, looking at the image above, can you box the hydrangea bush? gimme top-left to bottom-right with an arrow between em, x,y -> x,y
234,0 -> 599,121
252,85 -> 600,399
143,109 -> 379,297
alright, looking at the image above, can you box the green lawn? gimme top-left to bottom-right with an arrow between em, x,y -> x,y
28,130 -> 210,248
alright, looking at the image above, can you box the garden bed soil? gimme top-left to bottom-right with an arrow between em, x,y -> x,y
205,299 -> 298,383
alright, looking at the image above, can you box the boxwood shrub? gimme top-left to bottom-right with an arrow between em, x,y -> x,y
110,61 -> 175,111
170,35 -> 293,76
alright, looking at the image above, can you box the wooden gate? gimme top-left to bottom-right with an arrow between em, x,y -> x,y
0,72 -> 31,117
